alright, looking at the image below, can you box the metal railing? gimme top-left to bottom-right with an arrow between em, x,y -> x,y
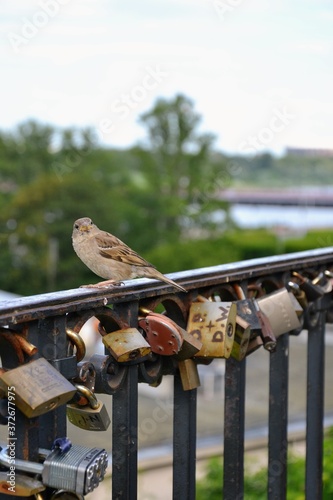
0,247 -> 332,499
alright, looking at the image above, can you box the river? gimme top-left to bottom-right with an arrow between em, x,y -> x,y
230,204 -> 333,229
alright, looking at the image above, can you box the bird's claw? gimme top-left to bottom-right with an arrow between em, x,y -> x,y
80,280 -> 124,289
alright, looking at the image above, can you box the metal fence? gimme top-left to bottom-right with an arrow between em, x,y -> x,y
0,247 -> 332,499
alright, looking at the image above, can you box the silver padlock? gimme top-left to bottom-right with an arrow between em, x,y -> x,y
257,287 -> 301,338
0,444 -> 108,496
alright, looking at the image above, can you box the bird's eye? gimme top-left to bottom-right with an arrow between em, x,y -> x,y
75,224 -> 79,229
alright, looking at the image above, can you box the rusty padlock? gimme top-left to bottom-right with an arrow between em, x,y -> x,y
232,284 -> 264,355
139,312 -> 183,355
246,335 -> 264,355
292,271 -> 324,301
173,326 -> 203,361
0,358 -> 76,418
233,289 -> 262,339
254,300 -> 277,352
187,297 -> 236,359
139,309 -> 202,359
101,327 -> 151,362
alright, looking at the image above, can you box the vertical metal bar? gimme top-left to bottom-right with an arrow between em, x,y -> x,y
34,317 -> 68,449
223,357 -> 246,500
112,364 -> 139,500
173,372 -> 197,500
305,309 -> 325,499
268,333 -> 289,500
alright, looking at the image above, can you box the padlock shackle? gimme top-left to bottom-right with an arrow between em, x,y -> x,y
66,329 -> 86,362
74,384 -> 100,410
0,446 -> 44,474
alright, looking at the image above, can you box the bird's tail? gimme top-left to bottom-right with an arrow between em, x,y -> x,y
151,270 -> 187,293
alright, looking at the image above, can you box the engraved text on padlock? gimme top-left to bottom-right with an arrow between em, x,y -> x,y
187,302 -> 236,358
0,358 -> 76,418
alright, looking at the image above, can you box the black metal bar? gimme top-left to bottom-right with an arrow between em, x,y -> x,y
173,372 -> 197,500
223,357 -> 246,500
112,364 -> 139,500
268,334 -> 289,500
305,308 -> 326,499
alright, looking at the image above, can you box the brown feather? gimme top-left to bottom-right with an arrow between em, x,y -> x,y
95,233 -> 155,268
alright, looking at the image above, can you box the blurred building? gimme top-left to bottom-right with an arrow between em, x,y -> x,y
286,147 -> 333,157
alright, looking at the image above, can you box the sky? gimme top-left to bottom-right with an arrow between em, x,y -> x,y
0,0 -> 332,155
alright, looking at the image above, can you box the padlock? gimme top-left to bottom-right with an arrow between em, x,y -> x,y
101,327 -> 151,362
139,314 -> 183,355
139,310 -> 200,359
187,300 -> 236,358
0,444 -> 108,496
254,303 -> 277,352
43,445 -> 108,495
178,359 -> 201,391
174,326 -> 203,361
231,315 -> 251,361
74,361 -> 96,393
312,270 -> 333,294
233,285 -> 270,354
292,271 -> 324,301
235,297 -> 262,338
288,281 -> 308,310
67,384 -> 111,431
257,287 -> 301,338
66,328 -> 86,363
0,358 -> 76,418
246,335 -> 263,355
288,291 -> 304,317
51,490 -> 83,500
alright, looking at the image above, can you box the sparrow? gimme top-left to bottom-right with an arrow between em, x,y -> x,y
72,217 -> 186,293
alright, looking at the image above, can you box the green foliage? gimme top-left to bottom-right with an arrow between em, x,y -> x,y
284,230 -> 333,254
227,153 -> 333,188
196,428 -> 333,499
196,457 -> 223,499
145,229 -> 281,275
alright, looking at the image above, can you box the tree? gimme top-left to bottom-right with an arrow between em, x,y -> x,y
136,94 -> 225,242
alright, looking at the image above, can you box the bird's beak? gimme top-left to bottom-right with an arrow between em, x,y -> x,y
79,225 -> 91,232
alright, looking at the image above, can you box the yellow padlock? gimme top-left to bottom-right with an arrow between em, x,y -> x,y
102,327 -> 151,362
187,299 -> 236,359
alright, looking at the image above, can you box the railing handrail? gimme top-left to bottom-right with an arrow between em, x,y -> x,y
1,246 -> 333,325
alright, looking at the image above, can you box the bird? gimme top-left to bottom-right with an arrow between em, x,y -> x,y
72,217 -> 186,293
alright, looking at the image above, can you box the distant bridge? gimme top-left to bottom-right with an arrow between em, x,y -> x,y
218,189 -> 333,207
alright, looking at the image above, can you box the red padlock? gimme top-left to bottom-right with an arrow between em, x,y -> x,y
139,312 -> 183,356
